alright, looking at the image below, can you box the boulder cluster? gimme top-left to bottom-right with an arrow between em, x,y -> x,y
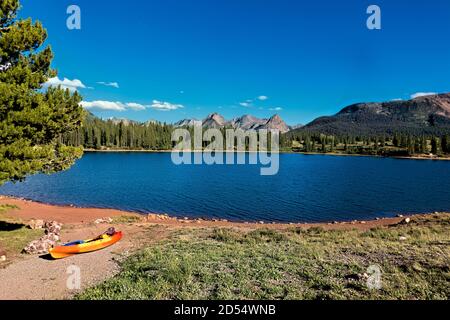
23,220 -> 63,255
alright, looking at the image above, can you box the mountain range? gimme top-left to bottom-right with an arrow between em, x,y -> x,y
292,93 -> 450,136
175,113 -> 292,133
101,93 -> 450,136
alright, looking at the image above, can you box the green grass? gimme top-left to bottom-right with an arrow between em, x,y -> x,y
112,215 -> 142,224
77,214 -> 450,300
0,204 -> 43,262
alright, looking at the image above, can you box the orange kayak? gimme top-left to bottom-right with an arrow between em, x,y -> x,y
49,231 -> 122,259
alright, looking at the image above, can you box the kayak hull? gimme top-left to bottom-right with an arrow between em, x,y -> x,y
49,231 -> 122,259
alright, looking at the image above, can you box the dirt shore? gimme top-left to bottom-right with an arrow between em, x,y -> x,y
0,195 -> 411,230
0,196 -> 431,300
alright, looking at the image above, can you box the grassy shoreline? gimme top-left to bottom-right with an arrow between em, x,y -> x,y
0,200 -> 448,300
78,213 -> 450,300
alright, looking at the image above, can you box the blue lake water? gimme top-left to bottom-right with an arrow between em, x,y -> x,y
1,152 -> 450,223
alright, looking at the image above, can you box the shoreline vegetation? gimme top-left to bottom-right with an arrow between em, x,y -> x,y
83,148 -> 450,161
59,111 -> 450,161
0,196 -> 448,300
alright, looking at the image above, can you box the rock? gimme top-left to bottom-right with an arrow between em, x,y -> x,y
23,220 -> 63,255
0,248 -> 6,262
23,236 -> 58,255
402,217 -> 411,224
94,217 -> 113,224
43,233 -> 60,242
360,221 -> 366,224
399,236 -> 408,241
258,221 -> 265,224
396,214 -> 404,218
44,221 -> 62,235
28,219 -> 45,230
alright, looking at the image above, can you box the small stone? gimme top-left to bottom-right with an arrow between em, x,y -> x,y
0,248 -> 6,262
399,236 -> 408,241
332,221 -> 339,224
360,221 -> 366,224
258,221 -> 265,224
397,214 -> 404,218
28,219 -> 45,230
401,217 -> 411,224
94,217 -> 112,224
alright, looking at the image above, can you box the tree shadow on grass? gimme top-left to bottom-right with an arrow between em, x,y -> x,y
0,221 -> 26,232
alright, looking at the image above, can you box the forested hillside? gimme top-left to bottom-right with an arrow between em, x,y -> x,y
61,113 -> 173,150
61,109 -> 450,157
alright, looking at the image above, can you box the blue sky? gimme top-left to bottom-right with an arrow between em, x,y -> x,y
20,0 -> 450,125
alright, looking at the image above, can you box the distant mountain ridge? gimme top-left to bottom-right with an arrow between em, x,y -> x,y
175,113 -> 291,133
294,93 -> 450,136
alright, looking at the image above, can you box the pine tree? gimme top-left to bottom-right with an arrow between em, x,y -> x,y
441,135 -> 449,154
0,0 -> 83,185
431,137 -> 438,155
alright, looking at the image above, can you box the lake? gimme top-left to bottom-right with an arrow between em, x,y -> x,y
1,152 -> 449,223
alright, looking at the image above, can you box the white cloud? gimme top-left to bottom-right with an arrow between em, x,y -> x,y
150,100 -> 184,111
81,100 -> 148,112
44,77 -> 87,92
97,81 -> 119,89
125,102 -> 147,111
239,102 -> 251,107
411,92 -> 436,99
258,95 -> 269,101
391,98 -> 403,101
269,107 -> 283,111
